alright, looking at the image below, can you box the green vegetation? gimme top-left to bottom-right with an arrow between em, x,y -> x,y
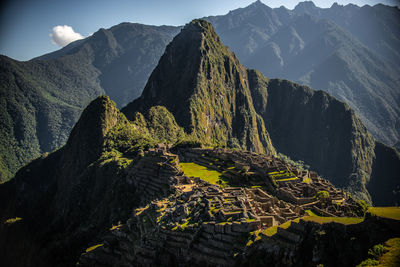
85,244 -> 103,253
368,244 -> 389,259
173,138 -> 203,149
122,19 -> 276,155
357,258 -> 379,266
145,106 -> 186,144
367,207 -> 400,221
277,177 -> 299,182
4,217 -> 22,224
179,162 -> 227,186
109,222 -> 122,231
305,210 -> 318,216
252,219 -> 300,240
315,190 -> 330,200
378,238 -> 400,267
0,24 -> 179,183
302,216 -> 363,225
357,238 -> 400,267
268,170 -> 297,182
277,153 -> 310,171
356,199 -> 370,216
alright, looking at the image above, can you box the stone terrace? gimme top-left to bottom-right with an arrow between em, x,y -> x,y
78,146 -> 363,266
175,148 -> 358,217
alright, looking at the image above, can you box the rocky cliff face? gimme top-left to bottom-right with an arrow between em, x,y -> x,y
122,20 -> 275,155
368,142 -> 400,206
248,70 -> 376,201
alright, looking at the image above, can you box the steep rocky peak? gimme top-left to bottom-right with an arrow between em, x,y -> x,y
64,95 -> 122,169
122,18 -> 236,120
122,19 -> 275,154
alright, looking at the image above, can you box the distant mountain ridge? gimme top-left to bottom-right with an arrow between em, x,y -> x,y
205,0 -> 400,147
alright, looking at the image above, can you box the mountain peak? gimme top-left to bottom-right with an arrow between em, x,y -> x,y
294,1 -> 318,13
250,0 -> 265,7
185,19 -> 213,31
122,19 -> 275,154
64,95 -> 122,169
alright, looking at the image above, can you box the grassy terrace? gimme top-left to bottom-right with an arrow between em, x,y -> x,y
85,244 -> 103,253
367,207 -> 400,220
179,162 -> 228,186
302,216 -> 364,225
268,170 -> 298,182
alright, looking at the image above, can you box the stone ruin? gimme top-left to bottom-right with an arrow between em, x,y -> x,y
78,145 -> 363,266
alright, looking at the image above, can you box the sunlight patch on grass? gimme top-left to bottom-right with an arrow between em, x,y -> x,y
276,177 -> 299,182
261,218 -> 300,237
85,244 -> 103,253
305,210 -> 318,216
180,162 -> 225,185
4,217 -> 22,224
368,207 -> 400,221
302,216 -> 363,225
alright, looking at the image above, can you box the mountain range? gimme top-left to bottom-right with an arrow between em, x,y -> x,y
0,23 -> 179,181
0,1 -> 399,204
1,19 -> 399,267
205,0 -> 400,148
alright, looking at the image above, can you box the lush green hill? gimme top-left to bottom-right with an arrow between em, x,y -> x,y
0,23 -> 179,182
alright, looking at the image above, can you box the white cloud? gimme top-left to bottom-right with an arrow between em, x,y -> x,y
50,25 -> 84,47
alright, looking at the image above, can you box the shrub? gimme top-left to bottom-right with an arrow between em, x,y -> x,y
315,190 -> 330,200
356,199 -> 370,216
368,244 -> 388,259
173,139 -> 202,149
356,258 -> 379,267
227,138 -> 241,149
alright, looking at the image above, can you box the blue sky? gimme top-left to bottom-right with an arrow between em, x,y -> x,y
0,0 -> 398,61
